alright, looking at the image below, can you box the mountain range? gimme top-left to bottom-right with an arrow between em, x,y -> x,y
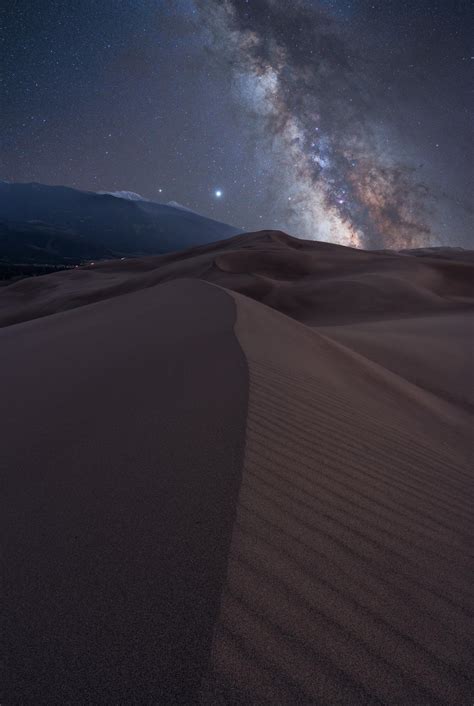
0,181 -> 241,268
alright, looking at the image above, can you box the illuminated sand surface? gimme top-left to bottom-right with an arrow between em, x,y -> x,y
2,232 -> 473,704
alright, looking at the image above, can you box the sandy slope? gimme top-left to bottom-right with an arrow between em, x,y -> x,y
200,292 -> 473,704
1,231 -> 473,704
1,280 -> 248,704
319,312 -> 474,412
1,230 -> 473,329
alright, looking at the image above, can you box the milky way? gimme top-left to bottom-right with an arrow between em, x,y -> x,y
202,0 -> 447,248
3,0 -> 472,249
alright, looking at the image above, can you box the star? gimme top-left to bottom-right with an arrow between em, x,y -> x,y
2,0 -> 469,249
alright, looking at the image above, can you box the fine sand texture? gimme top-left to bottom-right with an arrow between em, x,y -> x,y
200,292 -> 473,705
1,231 -> 473,704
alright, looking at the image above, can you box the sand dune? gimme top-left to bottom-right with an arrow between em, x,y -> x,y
201,292 -> 473,704
1,280 -> 248,703
1,230 -> 473,329
1,232 -> 473,703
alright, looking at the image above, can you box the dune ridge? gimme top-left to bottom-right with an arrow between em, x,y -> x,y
200,291 -> 473,705
1,231 -> 473,704
1,230 -> 473,329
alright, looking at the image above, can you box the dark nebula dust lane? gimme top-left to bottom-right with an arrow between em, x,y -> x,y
200,0 -> 472,248
2,0 -> 472,248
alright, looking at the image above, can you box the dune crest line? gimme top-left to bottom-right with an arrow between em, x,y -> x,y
200,290 -> 473,705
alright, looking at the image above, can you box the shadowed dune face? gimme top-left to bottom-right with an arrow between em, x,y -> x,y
1,232 -> 473,704
1,280 -> 249,704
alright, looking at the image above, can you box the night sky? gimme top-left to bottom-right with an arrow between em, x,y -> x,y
2,1 -> 472,248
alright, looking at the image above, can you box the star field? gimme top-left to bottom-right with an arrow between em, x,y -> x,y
1,0 -> 472,247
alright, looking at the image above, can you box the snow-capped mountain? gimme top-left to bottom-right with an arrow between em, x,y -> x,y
98,190 -> 147,201
166,201 -> 197,214
0,181 -> 242,265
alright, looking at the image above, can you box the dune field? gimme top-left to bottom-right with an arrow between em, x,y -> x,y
2,231 -> 473,704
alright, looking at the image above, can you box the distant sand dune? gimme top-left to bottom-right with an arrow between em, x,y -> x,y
1,230 -> 473,328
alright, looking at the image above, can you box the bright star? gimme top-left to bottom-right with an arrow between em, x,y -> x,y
215,189 -> 222,198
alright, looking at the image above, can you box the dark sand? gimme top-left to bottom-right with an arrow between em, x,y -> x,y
1,231 -> 473,704
1,230 -> 473,330
1,280 -> 248,704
